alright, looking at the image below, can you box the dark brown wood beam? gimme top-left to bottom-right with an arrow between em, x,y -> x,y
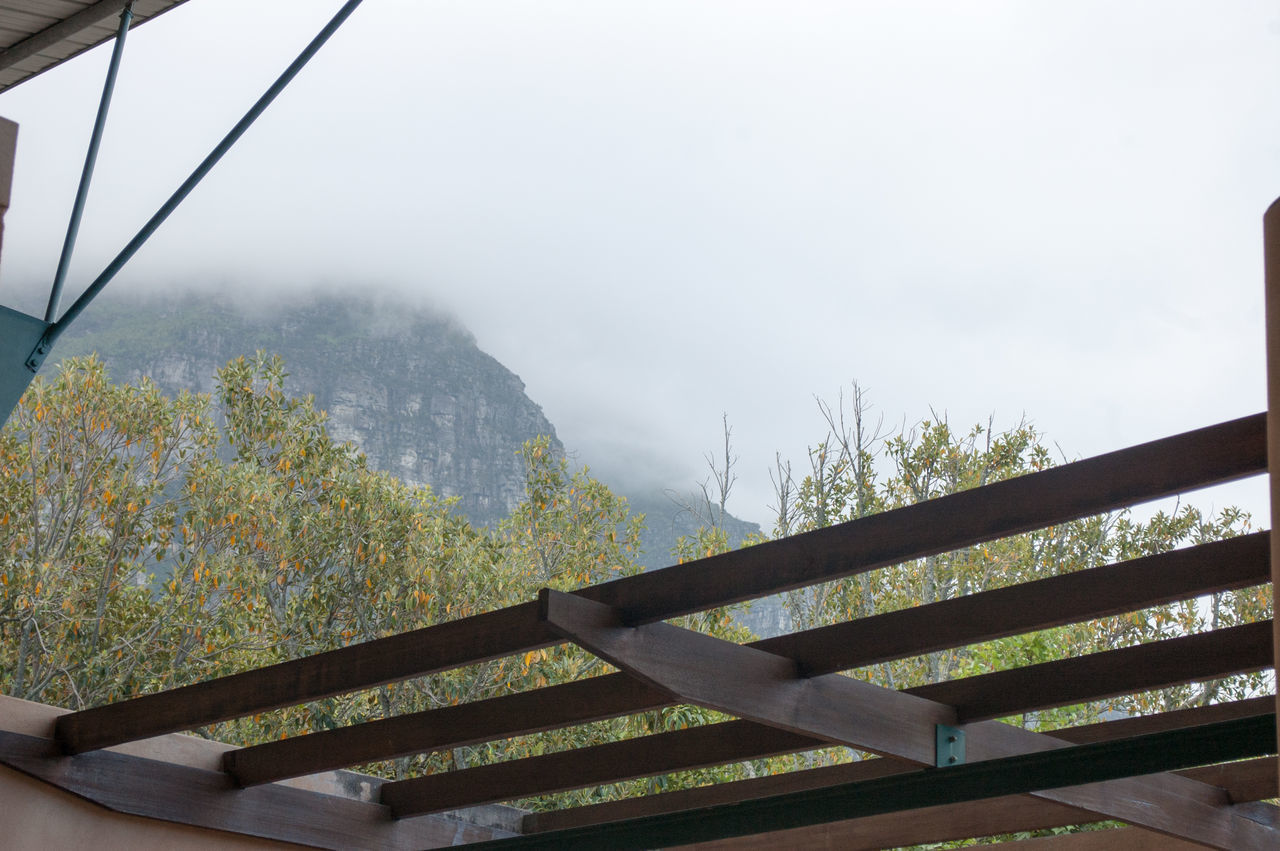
225,535 -> 1268,786
225,673 -> 670,787
0,729 -> 510,850
907,619 -> 1273,722
472,715 -> 1273,851
376,720 -> 817,815
577,413 -> 1266,624
56,603 -> 555,754
758,531 -> 1269,676
682,812 -> 1199,851
522,700 -> 1278,835
484,590 -> 1270,849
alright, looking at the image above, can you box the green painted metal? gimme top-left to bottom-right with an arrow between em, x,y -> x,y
0,306 -> 49,423
935,723 -> 965,767
45,2 -> 134,323
477,714 -> 1277,850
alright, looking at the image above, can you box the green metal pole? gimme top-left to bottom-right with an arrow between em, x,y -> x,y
26,0 -> 365,372
44,2 -> 134,324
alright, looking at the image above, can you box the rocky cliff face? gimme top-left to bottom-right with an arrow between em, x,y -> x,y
55,291 -> 561,527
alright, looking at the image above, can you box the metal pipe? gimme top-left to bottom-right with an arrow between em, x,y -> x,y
27,0 -> 365,371
44,2 -> 134,323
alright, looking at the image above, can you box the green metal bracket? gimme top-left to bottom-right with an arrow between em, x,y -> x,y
0,306 -> 49,424
936,724 -> 965,767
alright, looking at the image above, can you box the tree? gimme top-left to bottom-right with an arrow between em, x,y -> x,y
767,386 -> 1268,727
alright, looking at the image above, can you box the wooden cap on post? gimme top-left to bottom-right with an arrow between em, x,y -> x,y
0,116 -> 16,262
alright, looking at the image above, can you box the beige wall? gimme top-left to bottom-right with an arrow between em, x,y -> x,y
0,764 -> 306,850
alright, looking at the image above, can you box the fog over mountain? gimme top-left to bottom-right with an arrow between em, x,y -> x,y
53,287 -> 762,570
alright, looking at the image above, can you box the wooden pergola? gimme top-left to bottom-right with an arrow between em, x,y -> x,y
4,229 -> 1280,845
0,5 -> 1277,848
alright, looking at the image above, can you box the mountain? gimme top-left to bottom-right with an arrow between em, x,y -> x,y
52,289 -> 769,618
54,290 -> 560,528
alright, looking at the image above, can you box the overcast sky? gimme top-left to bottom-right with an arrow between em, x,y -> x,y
1,1 -> 1277,526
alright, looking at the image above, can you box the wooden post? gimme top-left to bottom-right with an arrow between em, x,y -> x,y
1264,197 -> 1280,796
0,117 -> 17,261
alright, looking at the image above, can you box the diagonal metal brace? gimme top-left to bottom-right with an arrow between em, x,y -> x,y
26,0 -> 366,374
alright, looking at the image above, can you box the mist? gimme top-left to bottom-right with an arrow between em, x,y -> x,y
0,1 -> 1276,525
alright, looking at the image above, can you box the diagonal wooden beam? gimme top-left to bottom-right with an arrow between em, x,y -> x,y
476,590 -> 1273,850
224,535 -> 1268,786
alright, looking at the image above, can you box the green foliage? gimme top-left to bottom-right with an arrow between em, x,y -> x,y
770,387 -> 1270,729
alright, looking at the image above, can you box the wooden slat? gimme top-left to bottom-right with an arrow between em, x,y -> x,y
907,620 -> 1274,722
0,729 -> 513,850
1052,694 -> 1277,743
224,536 -> 1268,785
225,673 -> 670,787
679,794 -> 1097,851
56,603 -> 555,753
522,700 -> 1278,835
578,414 -> 1267,624
378,720 -> 817,816
758,531 -> 1269,676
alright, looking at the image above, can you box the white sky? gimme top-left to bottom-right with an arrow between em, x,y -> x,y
0,1 -> 1277,526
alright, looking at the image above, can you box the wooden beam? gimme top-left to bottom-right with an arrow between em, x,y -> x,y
377,720 -> 817,815
537,590 -> 953,763
225,673 -> 670,787
523,700 -> 1278,835
0,729 -> 511,850
907,620 -> 1273,722
757,531 -> 1269,676
577,414 -> 1266,624
497,590 -> 1272,849
1264,194 -> 1280,813
225,536 -> 1268,785
1051,694 -> 1277,744
662,794 -> 1096,850
457,715 -> 1275,851
56,602 -> 555,753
